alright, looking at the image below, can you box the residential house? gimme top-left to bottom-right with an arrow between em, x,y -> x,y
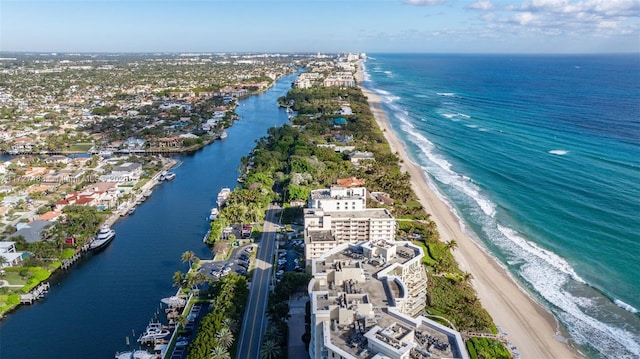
99,162 -> 142,182
10,137 -> 34,152
123,137 -> 146,151
333,134 -> 354,144
0,241 -> 24,268
336,177 -> 366,188
44,155 -> 70,165
349,151 -> 375,165
9,220 -> 52,243
152,137 -> 183,148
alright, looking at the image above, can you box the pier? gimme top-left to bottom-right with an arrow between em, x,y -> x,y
20,282 -> 50,304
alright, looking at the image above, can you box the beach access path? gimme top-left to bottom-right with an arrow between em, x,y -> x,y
357,70 -> 581,359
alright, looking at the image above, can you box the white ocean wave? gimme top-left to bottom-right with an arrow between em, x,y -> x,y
436,92 -> 456,97
548,149 -> 569,155
405,128 -> 496,217
615,299 -> 639,314
497,225 -> 584,283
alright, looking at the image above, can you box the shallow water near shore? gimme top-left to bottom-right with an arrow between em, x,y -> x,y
0,72 -> 298,358
362,54 -> 640,359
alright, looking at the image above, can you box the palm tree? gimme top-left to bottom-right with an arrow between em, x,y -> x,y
172,271 -> 184,288
445,240 -> 458,251
176,314 -> 188,329
263,324 -> 280,343
215,327 -> 234,349
260,339 -> 282,359
222,318 -> 239,333
181,250 -> 196,270
209,346 -> 230,359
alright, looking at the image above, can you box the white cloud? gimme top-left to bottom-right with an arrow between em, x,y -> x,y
402,0 -> 446,5
469,1 -> 495,11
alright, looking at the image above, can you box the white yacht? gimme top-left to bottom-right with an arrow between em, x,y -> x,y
219,130 -> 228,140
209,207 -> 219,221
137,322 -> 170,343
216,188 -> 231,208
114,350 -> 155,359
90,225 -> 116,250
163,171 -> 176,181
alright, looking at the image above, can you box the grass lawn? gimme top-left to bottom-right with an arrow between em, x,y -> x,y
1,272 -> 28,286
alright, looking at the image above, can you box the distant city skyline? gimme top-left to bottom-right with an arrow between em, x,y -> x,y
1,0 -> 639,54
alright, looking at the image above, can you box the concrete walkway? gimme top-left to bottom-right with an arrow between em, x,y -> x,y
288,292 -> 309,359
0,279 -> 23,288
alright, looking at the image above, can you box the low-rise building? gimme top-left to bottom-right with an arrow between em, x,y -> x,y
9,220 -> 52,243
0,241 -> 24,268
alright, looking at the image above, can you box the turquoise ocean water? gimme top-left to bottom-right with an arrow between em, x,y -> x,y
361,54 -> 639,359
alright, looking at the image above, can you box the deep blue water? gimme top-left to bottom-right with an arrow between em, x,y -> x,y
362,54 -> 640,359
0,72 -> 298,358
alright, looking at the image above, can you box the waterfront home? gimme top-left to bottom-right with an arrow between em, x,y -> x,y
349,151 -> 375,165
55,188 -> 116,210
36,210 -> 63,222
123,137 -> 147,151
44,155 -> 70,165
337,104 -> 353,116
316,144 -> 355,153
9,220 -> 53,243
10,137 -> 34,152
151,136 -> 183,149
336,177 -> 366,188
333,134 -> 354,144
100,162 -> 142,182
0,241 -> 24,268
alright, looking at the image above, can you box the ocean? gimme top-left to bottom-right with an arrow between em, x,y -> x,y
361,54 -> 640,359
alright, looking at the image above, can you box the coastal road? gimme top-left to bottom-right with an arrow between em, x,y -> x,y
236,203 -> 279,359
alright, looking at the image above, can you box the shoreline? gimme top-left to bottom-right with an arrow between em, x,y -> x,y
357,71 -> 581,358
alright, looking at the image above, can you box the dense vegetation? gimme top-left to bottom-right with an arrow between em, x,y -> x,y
185,274 -> 248,359
256,85 -> 496,332
466,337 -> 512,359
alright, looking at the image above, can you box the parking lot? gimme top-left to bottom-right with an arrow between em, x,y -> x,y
198,244 -> 256,280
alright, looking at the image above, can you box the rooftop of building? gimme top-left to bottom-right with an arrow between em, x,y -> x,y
309,241 -> 466,359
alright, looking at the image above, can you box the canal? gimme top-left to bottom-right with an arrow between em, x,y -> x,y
0,72 -> 298,359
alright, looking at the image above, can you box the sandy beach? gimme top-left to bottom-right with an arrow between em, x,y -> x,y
357,71 -> 580,359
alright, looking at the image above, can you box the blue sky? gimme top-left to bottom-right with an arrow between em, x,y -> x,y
1,0 -> 639,53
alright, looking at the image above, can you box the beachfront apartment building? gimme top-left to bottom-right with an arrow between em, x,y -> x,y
304,186 -> 396,264
308,240 -> 468,359
323,72 -> 356,88
308,187 -> 367,212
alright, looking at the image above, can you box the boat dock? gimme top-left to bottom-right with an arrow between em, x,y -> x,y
61,246 -> 87,270
20,282 -> 50,304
